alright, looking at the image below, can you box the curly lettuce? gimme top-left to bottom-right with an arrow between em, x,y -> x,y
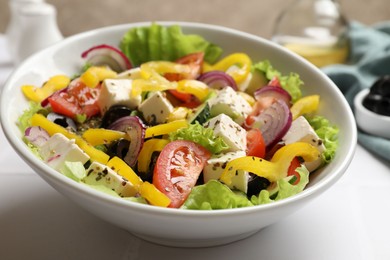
252,60 -> 303,102
307,115 -> 339,163
18,101 -> 44,133
169,121 -> 228,154
181,180 -> 253,210
251,166 -> 309,205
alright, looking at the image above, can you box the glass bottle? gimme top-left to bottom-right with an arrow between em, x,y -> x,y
272,0 -> 349,67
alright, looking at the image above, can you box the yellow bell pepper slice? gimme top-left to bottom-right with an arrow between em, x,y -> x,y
176,80 -> 210,102
107,156 -> 143,187
131,61 -> 191,97
22,75 -> 70,102
145,119 -> 188,138
290,95 -> 320,120
206,53 -> 252,84
80,66 -> 117,88
140,61 -> 191,79
139,182 -> 171,207
220,142 -> 320,184
82,128 -> 127,146
137,139 -> 169,173
167,107 -> 191,122
131,78 -> 176,97
30,113 -> 110,164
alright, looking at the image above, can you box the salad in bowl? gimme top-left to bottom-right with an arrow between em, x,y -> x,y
17,23 -> 338,209
1,22 -> 355,247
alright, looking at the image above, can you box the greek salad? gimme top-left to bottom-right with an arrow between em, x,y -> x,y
18,23 -> 339,209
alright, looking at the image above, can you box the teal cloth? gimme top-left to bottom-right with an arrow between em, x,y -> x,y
322,21 -> 390,162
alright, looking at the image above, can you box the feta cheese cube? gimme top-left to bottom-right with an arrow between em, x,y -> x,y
116,67 -> 142,79
97,78 -> 142,114
138,91 -> 174,124
84,162 -> 138,197
282,116 -> 325,172
39,133 -> 90,171
203,151 -> 249,193
203,113 -> 247,152
207,87 -> 252,125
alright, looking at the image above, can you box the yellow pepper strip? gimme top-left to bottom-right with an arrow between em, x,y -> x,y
202,62 -> 213,72
82,128 -> 126,146
290,95 -> 320,120
139,182 -> 171,207
238,91 -> 256,106
131,61 -> 191,97
80,66 -> 117,88
140,61 -> 191,79
220,142 -> 320,185
137,139 -> 169,173
145,119 -> 188,138
107,156 -> 143,187
177,80 -> 210,102
31,113 -> 110,164
131,78 -> 176,97
22,75 -> 70,102
167,107 -> 191,122
205,53 -> 252,84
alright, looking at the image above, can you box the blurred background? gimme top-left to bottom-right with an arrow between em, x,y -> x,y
1,0 -> 389,39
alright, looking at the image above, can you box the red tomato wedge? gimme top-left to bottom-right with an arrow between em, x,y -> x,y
48,79 -> 101,119
165,52 -> 204,104
246,128 -> 266,158
153,140 -> 211,208
287,157 -> 302,185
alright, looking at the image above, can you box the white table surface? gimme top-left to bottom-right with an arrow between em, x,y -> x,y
1,35 -> 390,260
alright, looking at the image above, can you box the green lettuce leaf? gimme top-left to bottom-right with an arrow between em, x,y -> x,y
18,101 -> 44,133
252,60 -> 303,102
251,166 -> 310,205
307,115 -> 339,163
120,23 -> 223,66
169,121 -> 229,154
181,180 -> 253,210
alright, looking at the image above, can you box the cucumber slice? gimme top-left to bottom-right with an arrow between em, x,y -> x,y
188,103 -> 211,125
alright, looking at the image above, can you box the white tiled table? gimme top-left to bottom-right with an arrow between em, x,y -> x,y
1,35 -> 390,260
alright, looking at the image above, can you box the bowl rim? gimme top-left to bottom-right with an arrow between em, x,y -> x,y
0,21 -> 357,217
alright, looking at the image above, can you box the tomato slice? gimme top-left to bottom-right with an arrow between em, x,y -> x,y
246,129 -> 266,158
287,157 -> 302,185
153,140 -> 211,208
245,96 -> 276,128
48,79 -> 101,119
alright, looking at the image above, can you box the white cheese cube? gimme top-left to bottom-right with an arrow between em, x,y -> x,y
97,78 -> 142,114
203,151 -> 249,193
39,133 -> 90,171
116,67 -> 142,79
138,91 -> 174,124
203,113 -> 247,152
282,116 -> 325,172
84,162 -> 138,197
207,87 -> 252,125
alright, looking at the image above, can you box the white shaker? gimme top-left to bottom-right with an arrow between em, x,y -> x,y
5,0 -> 45,63
14,2 -> 63,64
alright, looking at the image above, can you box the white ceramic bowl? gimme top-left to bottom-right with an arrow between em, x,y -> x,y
354,88 -> 390,139
0,22 -> 357,247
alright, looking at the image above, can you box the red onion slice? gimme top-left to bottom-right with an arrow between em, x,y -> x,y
258,100 -> 292,150
24,126 -> 50,147
254,85 -> 291,106
108,116 -> 146,167
81,44 -> 132,72
197,71 -> 238,90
